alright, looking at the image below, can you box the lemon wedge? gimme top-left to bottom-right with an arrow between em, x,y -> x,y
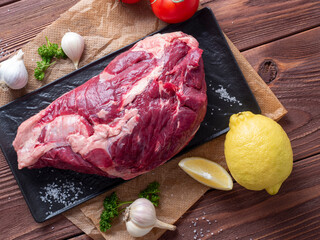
178,157 -> 233,190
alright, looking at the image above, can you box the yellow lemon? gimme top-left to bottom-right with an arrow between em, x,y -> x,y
178,157 -> 233,190
224,111 -> 293,195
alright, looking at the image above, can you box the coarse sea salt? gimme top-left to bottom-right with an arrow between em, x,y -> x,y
39,180 -> 84,215
215,85 -> 243,106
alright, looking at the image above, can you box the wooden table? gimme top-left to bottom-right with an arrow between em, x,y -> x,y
1,0 -> 320,239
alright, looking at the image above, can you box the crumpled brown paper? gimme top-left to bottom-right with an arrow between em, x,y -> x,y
0,0 -> 287,239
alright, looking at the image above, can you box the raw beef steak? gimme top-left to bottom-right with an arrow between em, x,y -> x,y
13,32 -> 207,180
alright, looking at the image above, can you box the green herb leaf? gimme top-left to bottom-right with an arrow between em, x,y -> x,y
139,181 -> 160,207
34,37 -> 66,81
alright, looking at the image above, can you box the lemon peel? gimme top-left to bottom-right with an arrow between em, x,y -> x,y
224,111 -> 293,195
178,157 -> 233,190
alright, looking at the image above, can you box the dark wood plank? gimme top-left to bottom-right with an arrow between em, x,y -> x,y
0,0 -> 20,8
1,0 -> 320,61
0,163 -> 83,239
242,26 -> 320,161
202,0 -> 320,51
160,153 -> 320,240
0,1 -> 319,240
0,0 -> 79,60
67,234 -> 92,240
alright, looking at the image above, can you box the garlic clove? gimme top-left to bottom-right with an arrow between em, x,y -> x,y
61,32 -> 85,69
0,49 -> 28,90
125,220 -> 153,238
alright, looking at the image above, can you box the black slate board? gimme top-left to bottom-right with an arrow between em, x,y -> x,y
0,8 -> 260,223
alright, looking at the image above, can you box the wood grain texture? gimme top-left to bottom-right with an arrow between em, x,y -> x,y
0,162 -> 82,239
0,0 -> 319,240
0,0 -> 20,8
242,27 -> 320,161
160,153 -> 320,240
67,235 -> 92,240
0,0 -> 79,60
202,0 -> 320,51
1,0 -> 320,61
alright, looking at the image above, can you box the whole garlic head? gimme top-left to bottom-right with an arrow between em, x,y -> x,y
124,198 -> 176,238
0,50 -> 28,89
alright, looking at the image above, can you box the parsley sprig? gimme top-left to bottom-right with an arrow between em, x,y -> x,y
139,181 -> 160,207
99,181 -> 160,232
34,37 -> 67,80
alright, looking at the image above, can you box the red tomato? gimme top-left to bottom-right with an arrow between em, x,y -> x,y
150,0 -> 199,24
121,0 -> 140,3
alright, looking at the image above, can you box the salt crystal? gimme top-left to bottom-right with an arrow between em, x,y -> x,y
215,85 -> 242,106
39,180 -> 84,211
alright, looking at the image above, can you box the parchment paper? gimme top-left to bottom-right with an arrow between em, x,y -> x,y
0,0 -> 287,239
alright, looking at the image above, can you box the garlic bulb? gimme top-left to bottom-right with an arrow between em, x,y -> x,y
124,198 -> 176,237
0,50 -> 28,89
61,32 -> 85,69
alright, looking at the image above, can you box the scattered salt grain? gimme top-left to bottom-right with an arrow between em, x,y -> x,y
215,85 -> 242,106
39,180 -> 84,212
51,226 -> 54,230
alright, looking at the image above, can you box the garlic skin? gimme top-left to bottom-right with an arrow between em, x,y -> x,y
124,198 -> 176,238
61,32 -> 85,69
125,220 -> 153,238
0,50 -> 28,89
